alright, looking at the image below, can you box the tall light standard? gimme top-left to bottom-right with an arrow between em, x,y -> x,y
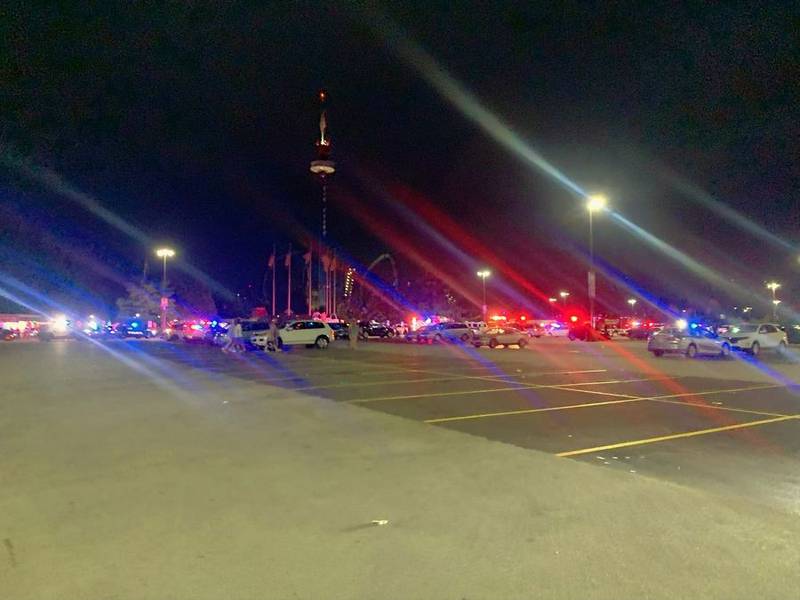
627,298 -> 637,315
772,299 -> 782,320
767,281 -> 781,320
766,281 -> 780,320
476,270 -> 491,319
559,290 -> 570,307
156,247 -> 175,333
586,194 -> 607,329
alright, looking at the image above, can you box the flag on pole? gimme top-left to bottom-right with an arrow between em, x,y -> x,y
267,253 -> 275,268
303,249 -> 312,264
321,254 -> 331,272
284,249 -> 292,268
330,256 -> 337,271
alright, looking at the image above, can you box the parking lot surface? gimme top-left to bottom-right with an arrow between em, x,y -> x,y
139,337 -> 800,512
4,337 -> 800,599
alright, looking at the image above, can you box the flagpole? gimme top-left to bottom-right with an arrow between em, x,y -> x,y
332,254 -> 337,317
325,252 -> 329,316
286,244 -> 292,315
307,248 -> 312,315
271,243 -> 276,317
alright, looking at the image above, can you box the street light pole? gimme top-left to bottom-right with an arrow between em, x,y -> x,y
766,282 -> 781,321
586,194 -> 607,330
476,270 -> 491,320
589,208 -> 594,327
155,248 -> 175,334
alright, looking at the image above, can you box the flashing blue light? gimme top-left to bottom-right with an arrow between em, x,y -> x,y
131,321 -> 139,328
690,323 -> 699,329
211,320 -> 218,326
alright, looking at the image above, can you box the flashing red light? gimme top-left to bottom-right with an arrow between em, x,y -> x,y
519,315 -> 527,321
570,315 -> 579,323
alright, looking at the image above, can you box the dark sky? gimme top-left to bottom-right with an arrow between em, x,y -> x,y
1,2 -> 798,317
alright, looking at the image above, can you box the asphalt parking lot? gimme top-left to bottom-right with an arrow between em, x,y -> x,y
6,336 -> 800,599
144,336 -> 800,512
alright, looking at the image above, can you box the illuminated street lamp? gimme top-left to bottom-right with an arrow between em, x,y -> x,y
586,194 -> 607,330
766,282 -> 781,320
156,248 -> 176,286
155,247 -> 176,333
559,290 -> 570,307
772,299 -> 782,320
627,298 -> 637,316
477,270 -> 491,319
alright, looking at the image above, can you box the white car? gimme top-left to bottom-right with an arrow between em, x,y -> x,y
545,322 -> 569,337
726,323 -> 787,356
252,320 -> 334,349
473,327 -> 528,349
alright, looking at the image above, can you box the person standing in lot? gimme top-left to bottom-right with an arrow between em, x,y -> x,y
348,315 -> 359,349
232,319 -> 245,353
224,319 -> 244,353
268,318 -> 279,352
222,319 -> 236,353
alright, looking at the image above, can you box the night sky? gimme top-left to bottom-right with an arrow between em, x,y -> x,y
1,3 -> 798,318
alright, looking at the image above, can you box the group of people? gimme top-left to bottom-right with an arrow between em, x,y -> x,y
221,319 -> 245,353
222,318 -> 280,354
221,316 -> 364,354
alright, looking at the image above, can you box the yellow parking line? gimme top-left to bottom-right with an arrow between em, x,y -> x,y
423,383 -> 789,424
641,383 -> 783,401
299,369 -> 611,391
645,396 -> 791,418
403,367 -> 607,384
550,376 -> 678,388
348,384 -> 540,404
295,375 -> 470,391
425,396 -> 644,424
476,368 -> 609,380
556,415 -> 798,457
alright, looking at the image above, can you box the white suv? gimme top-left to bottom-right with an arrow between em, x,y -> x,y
726,323 -> 787,356
252,320 -> 334,350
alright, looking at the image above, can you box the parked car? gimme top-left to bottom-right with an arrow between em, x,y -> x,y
115,319 -> 153,338
628,321 -> 664,340
252,319 -> 333,349
544,321 -> 569,337
167,320 -> 209,343
725,323 -> 787,356
516,322 -> 545,338
358,321 -> 395,339
417,322 -> 475,343
648,326 -> 731,358
405,325 -> 431,343
328,322 -> 350,340
39,317 -> 76,341
568,322 -> 611,342
473,327 -> 528,349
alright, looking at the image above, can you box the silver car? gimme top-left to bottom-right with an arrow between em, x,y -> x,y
648,327 -> 731,359
472,327 -> 528,349
418,322 -> 475,344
